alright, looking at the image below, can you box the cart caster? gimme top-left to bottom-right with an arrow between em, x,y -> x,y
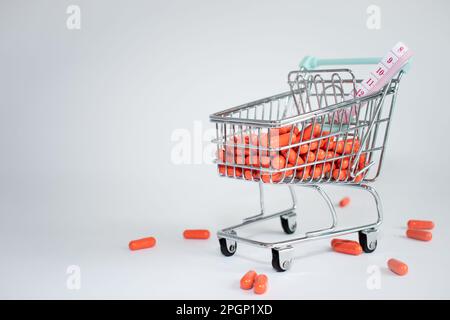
271,246 -> 294,272
219,237 -> 237,257
358,229 -> 378,253
280,212 -> 297,234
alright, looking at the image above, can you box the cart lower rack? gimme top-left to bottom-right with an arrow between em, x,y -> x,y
210,56 -> 407,271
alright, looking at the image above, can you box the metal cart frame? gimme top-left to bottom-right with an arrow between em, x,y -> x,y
210,56 -> 408,271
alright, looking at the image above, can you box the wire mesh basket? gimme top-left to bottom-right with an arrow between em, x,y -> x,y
211,68 -> 400,185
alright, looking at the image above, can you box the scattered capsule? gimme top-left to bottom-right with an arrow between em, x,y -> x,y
253,274 -> 268,295
388,258 -> 408,276
240,270 -> 257,290
339,197 -> 351,207
406,229 -> 432,241
183,229 -> 210,240
407,220 -> 435,230
331,238 -> 356,248
333,241 -> 362,255
129,237 -> 156,251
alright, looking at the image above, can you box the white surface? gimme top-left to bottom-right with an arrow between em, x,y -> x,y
1,0 -> 450,299
1,167 -> 448,299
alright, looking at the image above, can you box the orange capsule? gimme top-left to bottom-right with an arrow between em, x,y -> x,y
286,163 -> 295,177
353,173 -> 364,183
234,134 -> 250,144
278,163 -> 295,178
331,238 -> 356,247
271,155 -> 286,170
299,141 -> 319,154
339,197 -> 351,207
227,166 -> 242,177
269,126 -> 292,136
282,148 -> 300,165
327,140 -> 336,151
336,157 -> 351,169
290,133 -> 300,144
295,166 -> 311,180
292,154 -> 305,166
261,132 -> 294,148
218,165 -> 226,175
311,165 -> 324,179
407,220 -> 435,230
183,229 -> 210,239
252,170 -> 261,179
304,151 -> 316,163
388,259 -> 408,276
260,156 -> 272,168
332,169 -> 349,181
225,145 -> 249,157
240,270 -> 257,290
253,274 -> 268,294
322,162 -> 332,174
261,172 -> 283,183
129,237 -> 156,251
334,139 -> 359,154
333,241 -> 362,255
319,131 -> 331,148
244,169 -> 254,180
325,151 -> 336,160
334,141 -> 345,154
217,149 -> 226,162
406,229 -> 432,241
301,124 -> 322,141
358,153 -> 367,169
316,149 -> 326,161
347,140 -> 360,154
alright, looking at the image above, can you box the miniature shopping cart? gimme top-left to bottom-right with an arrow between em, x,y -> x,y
210,56 -> 409,271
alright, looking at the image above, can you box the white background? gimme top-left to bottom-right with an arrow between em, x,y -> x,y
0,0 -> 449,299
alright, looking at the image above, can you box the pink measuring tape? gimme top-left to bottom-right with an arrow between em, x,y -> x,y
353,42 -> 413,99
340,42 -> 413,122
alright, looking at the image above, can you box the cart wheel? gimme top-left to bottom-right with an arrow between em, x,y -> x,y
358,230 -> 378,253
219,237 -> 237,257
271,247 -> 293,272
280,213 -> 297,234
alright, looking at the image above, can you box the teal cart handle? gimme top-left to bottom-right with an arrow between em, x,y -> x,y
300,56 -> 411,73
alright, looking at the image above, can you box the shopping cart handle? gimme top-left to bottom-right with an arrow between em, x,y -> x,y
299,56 -> 411,73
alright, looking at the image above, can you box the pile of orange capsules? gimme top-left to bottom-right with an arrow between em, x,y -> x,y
217,124 -> 367,183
